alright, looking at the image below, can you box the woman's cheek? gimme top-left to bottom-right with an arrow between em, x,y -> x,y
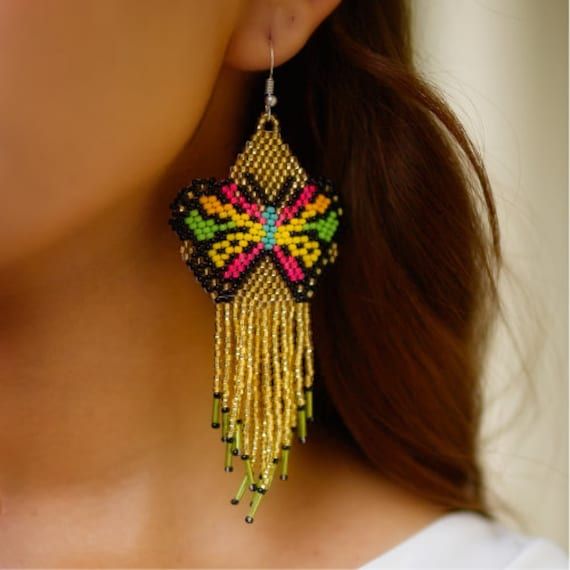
0,0 -> 239,265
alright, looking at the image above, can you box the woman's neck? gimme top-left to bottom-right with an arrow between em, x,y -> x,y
0,195 -> 205,492
0,66 -> 254,498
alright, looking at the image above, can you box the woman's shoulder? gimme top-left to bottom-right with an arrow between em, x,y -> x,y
358,510 -> 569,569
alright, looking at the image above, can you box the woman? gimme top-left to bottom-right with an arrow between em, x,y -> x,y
0,0 -> 566,567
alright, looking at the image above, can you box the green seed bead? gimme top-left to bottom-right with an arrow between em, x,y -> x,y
231,474 -> 250,505
244,457 -> 255,485
306,389 -> 314,421
211,396 -> 221,428
245,489 -> 265,523
280,447 -> 290,480
221,408 -> 229,441
297,408 -> 307,442
232,421 -> 242,455
224,440 -> 233,472
267,460 -> 278,488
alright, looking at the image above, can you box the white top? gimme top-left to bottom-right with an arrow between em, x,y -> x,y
358,510 -> 569,569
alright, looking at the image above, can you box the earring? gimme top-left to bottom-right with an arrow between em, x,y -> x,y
169,40 -> 342,524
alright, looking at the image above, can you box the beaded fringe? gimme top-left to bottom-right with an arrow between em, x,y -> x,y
211,297 -> 314,523
168,111 -> 341,524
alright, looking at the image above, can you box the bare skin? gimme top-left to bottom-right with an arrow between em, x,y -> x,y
0,1 -> 447,566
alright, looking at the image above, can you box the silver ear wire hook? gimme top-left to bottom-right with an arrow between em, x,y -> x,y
264,40 -> 277,116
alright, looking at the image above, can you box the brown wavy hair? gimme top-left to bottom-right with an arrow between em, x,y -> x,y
244,0 -> 502,516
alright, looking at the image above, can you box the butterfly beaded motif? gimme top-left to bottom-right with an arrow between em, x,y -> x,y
169,174 -> 342,303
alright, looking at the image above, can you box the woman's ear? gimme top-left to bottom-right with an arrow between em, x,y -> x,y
224,0 -> 341,71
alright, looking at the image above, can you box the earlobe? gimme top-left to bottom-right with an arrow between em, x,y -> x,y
224,0 -> 341,72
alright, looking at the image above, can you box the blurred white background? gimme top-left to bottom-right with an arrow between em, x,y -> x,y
412,0 -> 568,550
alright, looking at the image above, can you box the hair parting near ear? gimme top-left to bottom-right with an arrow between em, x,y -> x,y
242,0 -> 505,516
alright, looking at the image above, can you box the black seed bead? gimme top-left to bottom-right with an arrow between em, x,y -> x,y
230,498 -> 239,505
245,516 -> 254,524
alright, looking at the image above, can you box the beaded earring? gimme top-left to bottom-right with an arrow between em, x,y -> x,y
168,40 -> 342,524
